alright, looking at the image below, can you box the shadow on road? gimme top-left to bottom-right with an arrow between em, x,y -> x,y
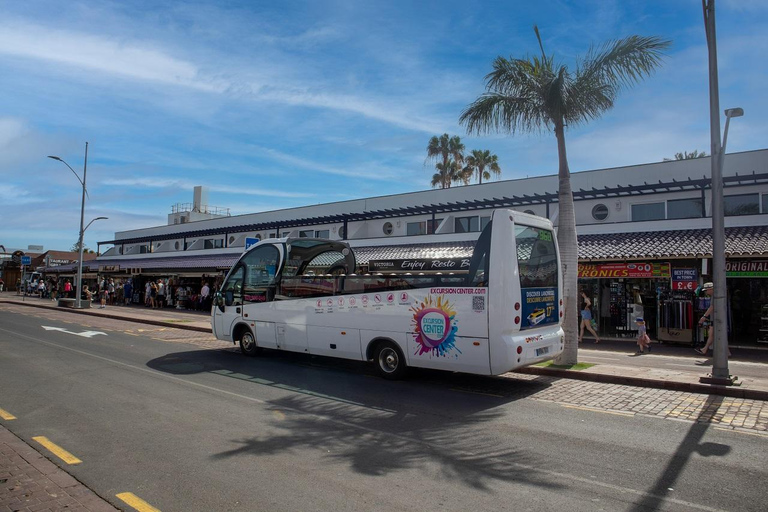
630,394 -> 731,511
147,348 -> 562,491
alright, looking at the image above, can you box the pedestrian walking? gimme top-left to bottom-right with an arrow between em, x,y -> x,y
100,286 -> 108,308
578,291 -> 600,343
123,280 -> 133,306
64,279 -> 72,298
635,317 -> 651,353
696,282 -> 731,357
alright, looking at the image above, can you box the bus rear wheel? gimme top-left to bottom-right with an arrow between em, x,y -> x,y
375,341 -> 407,380
239,330 -> 259,357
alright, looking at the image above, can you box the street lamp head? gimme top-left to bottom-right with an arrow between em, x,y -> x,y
47,155 -> 63,161
725,107 -> 744,118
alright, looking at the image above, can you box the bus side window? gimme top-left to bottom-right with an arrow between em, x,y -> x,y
222,266 -> 244,306
468,220 -> 492,287
242,245 -> 280,303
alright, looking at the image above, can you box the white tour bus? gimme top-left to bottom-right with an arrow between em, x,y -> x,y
212,209 -> 564,379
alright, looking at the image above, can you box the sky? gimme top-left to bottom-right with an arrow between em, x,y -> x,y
0,0 -> 766,253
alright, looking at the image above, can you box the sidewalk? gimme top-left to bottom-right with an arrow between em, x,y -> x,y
0,424 -> 117,512
2,292 -> 767,401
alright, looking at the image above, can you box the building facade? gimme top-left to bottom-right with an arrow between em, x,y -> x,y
45,149 -> 768,345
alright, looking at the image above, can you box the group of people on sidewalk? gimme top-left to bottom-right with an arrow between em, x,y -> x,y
580,284 -> 727,356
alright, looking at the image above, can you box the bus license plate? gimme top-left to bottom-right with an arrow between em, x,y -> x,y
535,346 -> 550,357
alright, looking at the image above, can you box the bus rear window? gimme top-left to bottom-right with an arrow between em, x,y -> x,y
515,226 -> 557,288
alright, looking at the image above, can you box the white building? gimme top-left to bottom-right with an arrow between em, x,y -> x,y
47,149 -> 768,345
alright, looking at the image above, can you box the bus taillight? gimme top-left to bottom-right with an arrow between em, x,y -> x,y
514,302 -> 520,310
514,316 -> 520,324
516,346 -> 522,354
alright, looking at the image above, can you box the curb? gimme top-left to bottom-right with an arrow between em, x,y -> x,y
0,299 -> 213,333
516,366 -> 768,401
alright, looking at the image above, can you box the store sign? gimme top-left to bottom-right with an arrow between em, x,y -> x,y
244,237 -> 260,251
578,262 -> 670,279
99,265 -> 120,272
726,260 -> 768,277
47,258 -> 73,266
368,258 -> 471,272
671,268 -> 698,290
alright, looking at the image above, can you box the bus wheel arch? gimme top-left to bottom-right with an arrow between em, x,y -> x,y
234,324 -> 259,356
370,338 -> 407,380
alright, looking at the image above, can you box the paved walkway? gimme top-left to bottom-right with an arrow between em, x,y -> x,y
0,425 -> 117,511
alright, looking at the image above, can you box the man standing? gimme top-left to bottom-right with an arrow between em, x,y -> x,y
200,282 -> 210,311
157,279 -> 165,309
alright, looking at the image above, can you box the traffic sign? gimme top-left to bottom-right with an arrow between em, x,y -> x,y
244,237 -> 260,251
21,256 -> 31,265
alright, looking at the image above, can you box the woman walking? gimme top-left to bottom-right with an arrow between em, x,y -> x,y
579,291 -> 600,343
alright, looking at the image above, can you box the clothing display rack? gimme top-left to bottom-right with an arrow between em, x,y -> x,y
658,290 -> 694,344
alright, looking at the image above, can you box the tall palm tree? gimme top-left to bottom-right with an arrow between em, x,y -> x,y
464,149 -> 502,185
427,134 -> 465,189
460,26 -> 670,364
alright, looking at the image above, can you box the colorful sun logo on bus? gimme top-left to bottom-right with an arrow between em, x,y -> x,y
410,295 -> 461,357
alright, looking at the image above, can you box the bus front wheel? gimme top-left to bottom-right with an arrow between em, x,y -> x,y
239,330 -> 259,357
375,341 -> 407,380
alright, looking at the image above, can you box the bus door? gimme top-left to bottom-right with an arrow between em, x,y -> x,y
213,265 -> 244,339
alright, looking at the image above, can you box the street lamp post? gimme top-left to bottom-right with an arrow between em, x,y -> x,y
48,142 -> 89,308
707,107 -> 743,383
703,1 -> 742,385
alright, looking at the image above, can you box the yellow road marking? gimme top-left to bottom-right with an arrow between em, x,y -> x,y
561,404 -> 634,417
32,436 -> 82,464
0,407 -> 17,420
116,492 -> 162,512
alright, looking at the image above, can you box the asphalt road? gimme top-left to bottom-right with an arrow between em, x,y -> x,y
0,309 -> 766,512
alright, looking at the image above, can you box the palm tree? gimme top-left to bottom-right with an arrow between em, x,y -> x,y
460,26 -> 670,364
664,150 -> 708,161
427,134 -> 465,189
464,149 -> 502,185
431,160 -> 461,189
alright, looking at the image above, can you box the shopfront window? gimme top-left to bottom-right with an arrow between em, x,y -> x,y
631,202 -> 665,221
668,198 -> 703,219
724,193 -> 759,216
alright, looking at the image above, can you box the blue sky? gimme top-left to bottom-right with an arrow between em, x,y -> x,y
1,0 -> 766,252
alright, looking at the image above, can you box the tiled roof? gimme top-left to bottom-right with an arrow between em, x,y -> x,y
578,226 -> 768,261
45,226 -> 768,273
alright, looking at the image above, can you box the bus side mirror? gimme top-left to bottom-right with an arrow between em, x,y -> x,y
215,292 -> 225,311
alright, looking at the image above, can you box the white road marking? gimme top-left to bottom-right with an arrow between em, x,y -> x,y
42,326 -> 107,338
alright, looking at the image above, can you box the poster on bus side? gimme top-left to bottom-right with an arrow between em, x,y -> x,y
520,287 -> 558,330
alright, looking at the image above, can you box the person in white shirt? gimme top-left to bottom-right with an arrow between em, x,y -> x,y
199,282 -> 210,310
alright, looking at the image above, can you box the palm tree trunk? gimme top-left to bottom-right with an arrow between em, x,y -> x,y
552,122 -> 579,365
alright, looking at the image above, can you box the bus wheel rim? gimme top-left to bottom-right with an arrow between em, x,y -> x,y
379,348 -> 398,372
243,333 -> 254,351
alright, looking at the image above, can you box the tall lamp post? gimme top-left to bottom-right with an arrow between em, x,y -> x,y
48,142 -> 89,308
706,107 -> 743,384
703,0 -> 743,384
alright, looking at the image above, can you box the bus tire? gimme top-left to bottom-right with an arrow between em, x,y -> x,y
239,329 -> 259,357
374,341 -> 407,380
